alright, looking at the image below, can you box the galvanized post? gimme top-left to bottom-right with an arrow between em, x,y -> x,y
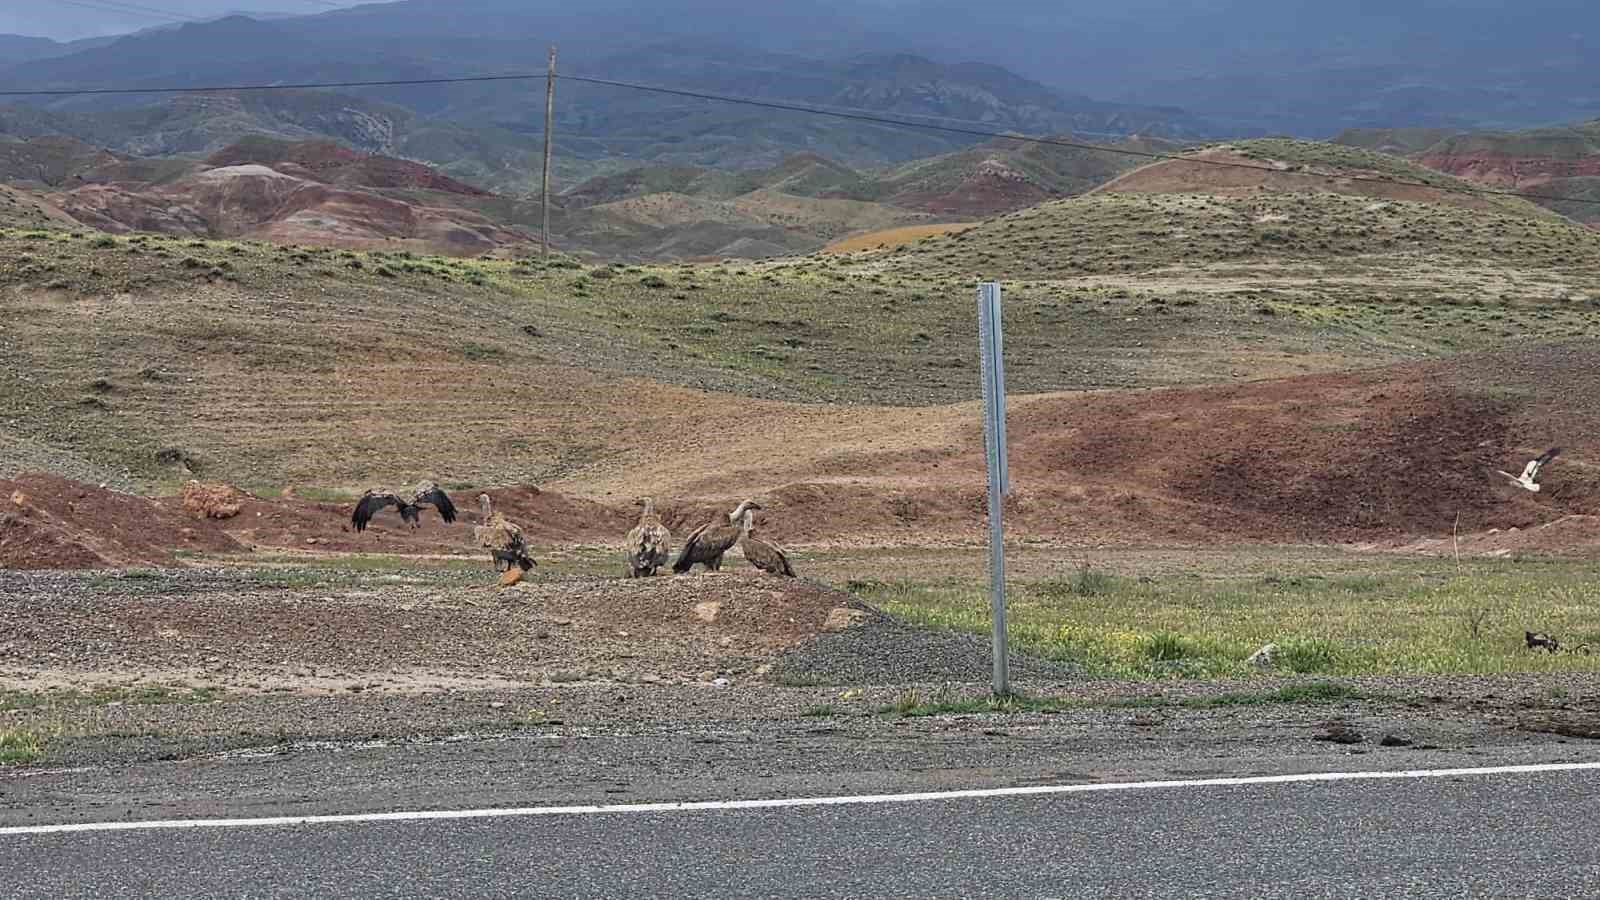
977,281 -> 1010,696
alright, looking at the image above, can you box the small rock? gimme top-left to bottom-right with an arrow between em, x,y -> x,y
1246,643 -> 1279,669
1316,722 -> 1364,745
713,677 -> 731,687
697,671 -> 717,682
1379,734 -> 1414,748
488,701 -> 507,710
822,607 -> 868,632
641,674 -> 661,684
305,537 -> 319,546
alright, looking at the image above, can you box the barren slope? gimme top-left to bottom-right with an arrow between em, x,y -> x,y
8,147 -> 1600,540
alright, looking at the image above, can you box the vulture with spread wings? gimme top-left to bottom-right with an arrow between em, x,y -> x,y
1498,448 -> 1561,493
351,482 -> 458,532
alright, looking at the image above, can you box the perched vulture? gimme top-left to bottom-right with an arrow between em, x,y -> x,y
474,493 -> 536,572
625,497 -> 672,578
351,481 -> 458,532
672,500 -> 759,574
1498,447 -> 1561,493
738,507 -> 794,577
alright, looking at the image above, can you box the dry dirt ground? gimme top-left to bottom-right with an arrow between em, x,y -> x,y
7,342 -> 1600,571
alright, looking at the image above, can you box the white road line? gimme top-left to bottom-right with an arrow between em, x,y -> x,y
4,760 -> 1598,837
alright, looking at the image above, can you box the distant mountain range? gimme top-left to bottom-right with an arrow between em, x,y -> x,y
0,14 -> 1211,196
7,0 -> 1600,258
9,0 -> 1600,138
0,33 -> 114,65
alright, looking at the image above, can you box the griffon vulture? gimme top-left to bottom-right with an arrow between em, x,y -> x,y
474,492 -> 536,572
1498,447 -> 1561,493
351,481 -> 458,532
625,497 -> 672,578
672,500 -> 759,574
738,507 -> 794,577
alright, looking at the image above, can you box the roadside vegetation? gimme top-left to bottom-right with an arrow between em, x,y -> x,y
878,681 -> 1365,718
851,558 -> 1600,678
0,725 -> 50,765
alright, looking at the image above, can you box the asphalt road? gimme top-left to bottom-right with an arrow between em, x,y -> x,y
5,765 -> 1599,899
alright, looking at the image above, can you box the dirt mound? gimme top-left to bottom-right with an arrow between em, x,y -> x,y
609,352 -> 1589,549
970,368 -> 1562,542
0,474 -> 243,570
180,481 -> 248,520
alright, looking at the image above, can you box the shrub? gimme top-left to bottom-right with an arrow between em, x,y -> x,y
1148,631 -> 1192,662
1279,638 -> 1342,674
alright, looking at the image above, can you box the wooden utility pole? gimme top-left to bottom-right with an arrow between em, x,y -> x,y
541,45 -> 557,258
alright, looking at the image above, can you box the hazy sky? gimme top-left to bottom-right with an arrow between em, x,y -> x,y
0,1 -> 377,41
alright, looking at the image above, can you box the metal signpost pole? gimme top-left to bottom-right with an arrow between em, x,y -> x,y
977,281 -> 1010,696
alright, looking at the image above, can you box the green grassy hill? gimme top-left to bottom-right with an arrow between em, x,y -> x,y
872,191 -> 1598,280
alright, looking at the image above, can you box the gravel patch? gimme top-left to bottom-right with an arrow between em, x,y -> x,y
768,603 -> 1081,686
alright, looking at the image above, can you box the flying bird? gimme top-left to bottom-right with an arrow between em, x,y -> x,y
1498,447 -> 1561,493
475,492 -> 536,573
737,506 -> 795,577
351,481 -> 458,532
625,497 -> 672,578
672,500 -> 760,574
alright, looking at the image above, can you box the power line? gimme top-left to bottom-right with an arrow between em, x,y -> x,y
53,0 -> 199,24
570,61 -> 1182,148
2,66 -> 1598,210
0,73 -> 546,97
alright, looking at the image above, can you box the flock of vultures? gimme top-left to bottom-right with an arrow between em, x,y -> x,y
338,449 -> 1567,585
349,482 -> 794,583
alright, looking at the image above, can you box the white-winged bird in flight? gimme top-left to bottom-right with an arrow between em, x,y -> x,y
1498,448 -> 1561,493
